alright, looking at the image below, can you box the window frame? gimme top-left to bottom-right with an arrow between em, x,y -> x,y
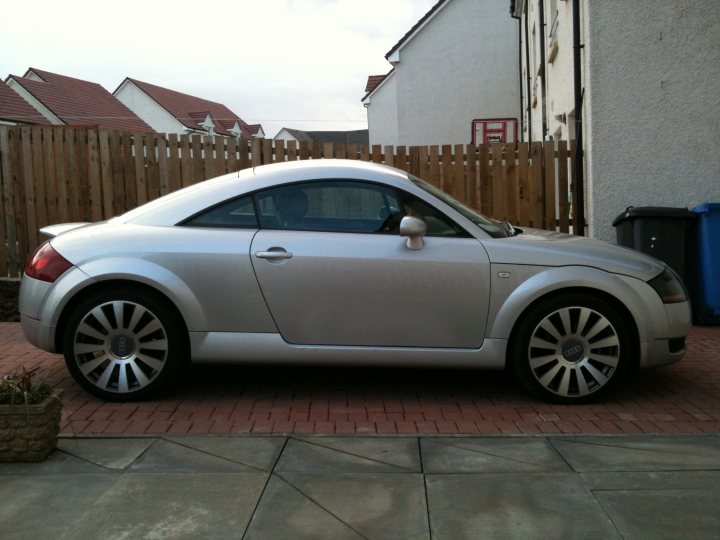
177,178 -> 473,238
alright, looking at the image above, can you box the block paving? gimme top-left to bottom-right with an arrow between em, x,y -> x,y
1,322 -> 718,435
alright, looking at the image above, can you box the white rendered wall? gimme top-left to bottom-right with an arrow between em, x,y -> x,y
396,0 -> 519,146
584,1 -> 720,242
274,128 -> 299,142
114,82 -> 186,135
374,0 -> 519,147
366,74 -> 399,147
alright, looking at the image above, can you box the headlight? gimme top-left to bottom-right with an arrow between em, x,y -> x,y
648,268 -> 687,303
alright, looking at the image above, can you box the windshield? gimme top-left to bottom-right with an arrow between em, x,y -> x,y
410,176 -> 509,238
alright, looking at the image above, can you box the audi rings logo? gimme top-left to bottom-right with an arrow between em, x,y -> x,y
562,342 -> 584,362
117,337 -> 130,356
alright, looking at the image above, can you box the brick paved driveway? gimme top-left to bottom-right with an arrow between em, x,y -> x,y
2,322 -> 718,435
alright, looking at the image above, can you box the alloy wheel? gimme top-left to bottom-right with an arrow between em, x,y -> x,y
527,306 -> 621,398
70,300 -> 169,395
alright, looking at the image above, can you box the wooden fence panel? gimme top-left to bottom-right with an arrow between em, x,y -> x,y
11,128 -> 29,271
41,127 -> 57,226
517,143 -> 530,227
0,128 -> 12,277
167,134 -> 181,194
543,142 -> 556,230
64,129 -> 80,221
557,140 -> 569,233
530,141 -> 544,228
0,126 -> 582,277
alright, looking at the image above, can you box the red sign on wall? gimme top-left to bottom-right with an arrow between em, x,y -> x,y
472,118 -> 518,145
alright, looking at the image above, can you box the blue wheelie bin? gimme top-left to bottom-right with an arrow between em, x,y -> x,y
691,203 -> 720,325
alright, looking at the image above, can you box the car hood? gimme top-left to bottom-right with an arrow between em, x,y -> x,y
481,228 -> 666,281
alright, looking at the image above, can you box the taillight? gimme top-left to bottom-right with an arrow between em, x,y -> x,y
24,242 -> 73,282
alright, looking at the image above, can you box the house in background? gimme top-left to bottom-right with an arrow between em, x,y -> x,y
362,0 -> 520,147
512,0 -> 720,242
0,80 -> 50,126
5,68 -> 153,132
114,78 -> 263,139
274,127 -> 369,145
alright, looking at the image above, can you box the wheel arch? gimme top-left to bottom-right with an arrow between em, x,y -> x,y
54,279 -> 190,354
505,286 -> 641,370
487,266 -> 650,369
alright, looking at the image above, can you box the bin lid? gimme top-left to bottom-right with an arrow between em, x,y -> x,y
692,202 -> 720,214
612,206 -> 696,226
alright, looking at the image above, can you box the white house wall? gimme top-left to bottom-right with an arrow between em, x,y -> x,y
366,75 -> 399,147
114,82 -> 186,135
368,0 -> 519,147
396,0 -> 519,146
274,128 -> 299,142
584,0 -> 720,242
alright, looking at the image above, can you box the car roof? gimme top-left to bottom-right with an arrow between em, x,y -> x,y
116,159 -> 413,226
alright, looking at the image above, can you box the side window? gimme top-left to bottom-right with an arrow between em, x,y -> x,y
182,195 -> 258,228
255,181 -> 403,234
400,192 -> 470,238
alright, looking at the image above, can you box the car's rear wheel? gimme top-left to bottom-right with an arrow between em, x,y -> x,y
509,293 -> 630,403
63,288 -> 184,401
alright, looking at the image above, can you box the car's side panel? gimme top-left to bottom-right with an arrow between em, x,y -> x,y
46,225 -> 276,334
251,231 -> 491,348
189,331 -> 507,368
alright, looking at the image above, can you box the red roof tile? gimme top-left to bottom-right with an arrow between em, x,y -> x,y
365,75 -> 387,93
0,80 -> 51,124
7,68 -> 153,132
361,69 -> 394,101
121,78 -> 259,138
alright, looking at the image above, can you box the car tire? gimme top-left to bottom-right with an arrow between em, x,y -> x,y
62,287 -> 185,401
509,293 -> 630,403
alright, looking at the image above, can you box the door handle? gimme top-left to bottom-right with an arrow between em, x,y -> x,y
255,249 -> 293,260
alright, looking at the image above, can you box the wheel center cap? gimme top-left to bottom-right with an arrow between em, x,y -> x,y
110,335 -> 135,358
561,340 -> 585,363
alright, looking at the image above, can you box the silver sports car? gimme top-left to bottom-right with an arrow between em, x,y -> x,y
19,160 -> 691,403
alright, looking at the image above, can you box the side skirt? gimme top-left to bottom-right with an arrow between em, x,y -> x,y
189,332 -> 507,369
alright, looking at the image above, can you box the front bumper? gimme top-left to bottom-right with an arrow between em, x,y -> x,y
640,300 -> 692,368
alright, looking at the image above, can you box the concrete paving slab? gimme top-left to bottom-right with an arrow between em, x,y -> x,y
594,489 -> 720,540
582,470 -> 720,490
0,449 -> 111,475
244,475 -> 365,540
57,437 -> 155,470
0,474 -> 118,539
276,436 -> 421,473
63,472 -> 268,539
421,437 -> 571,473
129,438 -> 260,473
552,436 -> 720,472
166,436 -> 285,471
426,473 -> 620,540
247,472 -> 429,540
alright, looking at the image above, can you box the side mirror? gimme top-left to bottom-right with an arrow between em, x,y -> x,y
400,216 -> 427,250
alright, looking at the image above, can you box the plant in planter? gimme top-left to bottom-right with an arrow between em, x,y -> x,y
0,367 -> 62,462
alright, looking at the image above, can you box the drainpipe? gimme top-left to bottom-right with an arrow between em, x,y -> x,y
524,4 -> 532,142
538,0 -> 548,140
511,7 -> 524,139
572,0 -> 585,235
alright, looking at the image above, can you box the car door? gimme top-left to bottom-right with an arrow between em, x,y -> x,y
250,180 -> 491,348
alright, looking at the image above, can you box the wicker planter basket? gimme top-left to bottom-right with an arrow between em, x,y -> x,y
0,392 -> 62,462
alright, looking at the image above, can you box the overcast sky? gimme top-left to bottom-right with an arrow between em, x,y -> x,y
1,0 -> 439,137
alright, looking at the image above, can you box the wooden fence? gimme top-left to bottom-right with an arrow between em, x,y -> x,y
0,126 -> 581,278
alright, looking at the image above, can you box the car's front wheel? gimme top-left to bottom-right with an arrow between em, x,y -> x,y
63,288 -> 185,401
509,293 -> 630,403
